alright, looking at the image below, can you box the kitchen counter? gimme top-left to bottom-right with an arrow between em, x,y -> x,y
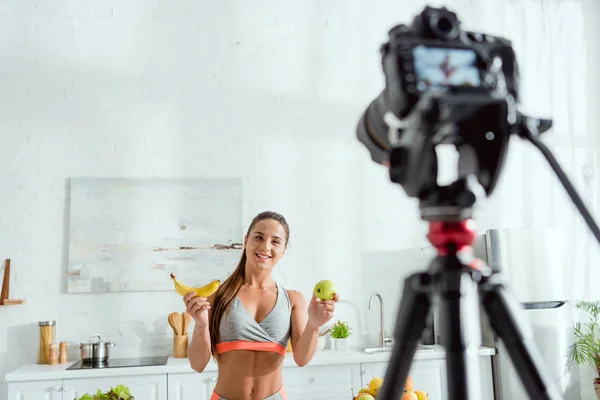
3,345 -> 495,382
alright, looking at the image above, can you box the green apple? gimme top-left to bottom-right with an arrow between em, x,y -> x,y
313,279 -> 337,300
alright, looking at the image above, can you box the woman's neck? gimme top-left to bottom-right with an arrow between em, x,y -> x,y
243,266 -> 275,288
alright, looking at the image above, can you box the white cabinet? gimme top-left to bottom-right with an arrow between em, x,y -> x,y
282,364 -> 361,400
63,375 -> 167,400
167,366 -> 361,400
5,352 -> 496,400
360,356 -> 495,400
7,376 -> 167,400
7,380 -> 62,400
477,356 -> 495,399
167,371 -> 218,400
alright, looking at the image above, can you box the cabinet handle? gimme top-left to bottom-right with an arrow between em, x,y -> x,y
362,369 -> 372,381
310,377 -> 318,382
210,376 -> 217,382
63,385 -> 70,391
54,385 -> 61,391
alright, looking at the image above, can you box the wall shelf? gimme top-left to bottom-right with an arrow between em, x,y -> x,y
0,299 -> 25,306
1,258 -> 21,305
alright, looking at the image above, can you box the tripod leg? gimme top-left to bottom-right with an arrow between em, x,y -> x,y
480,273 -> 563,400
436,255 -> 484,400
377,271 -> 432,400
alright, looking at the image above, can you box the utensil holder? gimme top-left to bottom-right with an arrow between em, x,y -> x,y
173,334 -> 188,358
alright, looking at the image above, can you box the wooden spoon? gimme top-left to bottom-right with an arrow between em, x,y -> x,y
168,312 -> 180,335
171,312 -> 183,336
182,312 -> 191,335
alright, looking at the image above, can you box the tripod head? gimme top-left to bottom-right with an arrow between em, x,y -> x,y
356,6 -> 553,221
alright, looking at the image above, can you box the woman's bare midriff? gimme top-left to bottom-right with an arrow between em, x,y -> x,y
213,350 -> 285,399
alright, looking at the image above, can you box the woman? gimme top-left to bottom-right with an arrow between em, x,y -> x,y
183,211 -> 339,400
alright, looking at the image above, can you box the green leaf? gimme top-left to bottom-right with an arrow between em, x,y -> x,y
331,320 -> 351,339
73,385 -> 132,400
112,384 -> 132,399
569,300 -> 600,382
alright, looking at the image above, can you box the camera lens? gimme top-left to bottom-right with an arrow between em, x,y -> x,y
436,17 -> 453,34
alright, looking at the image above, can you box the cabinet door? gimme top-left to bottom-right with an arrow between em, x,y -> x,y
62,374 -> 167,400
479,356 -> 495,400
167,372 -> 218,400
7,380 -> 62,400
361,359 -> 447,400
282,364 -> 362,400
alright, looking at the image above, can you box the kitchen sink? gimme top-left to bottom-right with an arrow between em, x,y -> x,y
360,347 -> 393,354
353,345 -> 435,353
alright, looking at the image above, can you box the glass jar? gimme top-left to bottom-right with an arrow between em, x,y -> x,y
38,321 -> 56,364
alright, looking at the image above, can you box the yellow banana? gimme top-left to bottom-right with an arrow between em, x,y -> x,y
170,273 -> 220,297
414,391 -> 430,400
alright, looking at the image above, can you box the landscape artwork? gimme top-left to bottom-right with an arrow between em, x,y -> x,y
67,177 -> 243,293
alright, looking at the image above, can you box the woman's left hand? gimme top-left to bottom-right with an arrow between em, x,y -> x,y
307,293 -> 340,328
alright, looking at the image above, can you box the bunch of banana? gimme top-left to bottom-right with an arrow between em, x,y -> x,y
170,273 -> 220,297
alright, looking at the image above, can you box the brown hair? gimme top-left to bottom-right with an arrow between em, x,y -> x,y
209,211 -> 290,355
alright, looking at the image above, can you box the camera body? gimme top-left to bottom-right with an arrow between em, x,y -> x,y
381,6 -> 519,120
357,6 -> 525,215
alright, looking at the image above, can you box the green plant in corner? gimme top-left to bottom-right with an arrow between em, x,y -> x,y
331,320 -> 351,339
567,300 -> 600,388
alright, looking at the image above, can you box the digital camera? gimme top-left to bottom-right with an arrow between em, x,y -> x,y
357,6 -> 521,203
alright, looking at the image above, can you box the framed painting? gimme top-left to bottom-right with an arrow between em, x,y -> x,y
67,177 -> 243,293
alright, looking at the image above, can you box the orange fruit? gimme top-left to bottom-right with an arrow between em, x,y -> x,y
401,392 -> 418,400
368,377 -> 384,396
405,376 -> 414,392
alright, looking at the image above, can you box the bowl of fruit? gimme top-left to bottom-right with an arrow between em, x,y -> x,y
352,376 -> 430,400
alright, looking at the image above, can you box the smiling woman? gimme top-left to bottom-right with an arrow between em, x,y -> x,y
182,210 -> 340,400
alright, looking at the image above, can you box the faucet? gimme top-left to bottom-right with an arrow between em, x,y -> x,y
368,293 -> 392,348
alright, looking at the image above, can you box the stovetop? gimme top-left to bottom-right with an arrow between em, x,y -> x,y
66,356 -> 169,370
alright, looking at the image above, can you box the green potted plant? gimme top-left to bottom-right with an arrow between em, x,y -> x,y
567,300 -> 600,399
331,320 -> 352,350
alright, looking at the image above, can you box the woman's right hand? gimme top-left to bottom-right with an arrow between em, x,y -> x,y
183,292 -> 210,329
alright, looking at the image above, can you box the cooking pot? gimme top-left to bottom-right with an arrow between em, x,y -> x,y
80,334 -> 115,363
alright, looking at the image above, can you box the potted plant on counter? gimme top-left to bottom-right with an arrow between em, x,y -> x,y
331,320 -> 352,350
568,300 -> 600,399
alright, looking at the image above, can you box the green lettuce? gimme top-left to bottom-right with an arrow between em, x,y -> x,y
74,384 -> 133,400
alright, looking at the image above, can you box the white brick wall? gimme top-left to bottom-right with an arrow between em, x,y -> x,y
1,0 -> 600,398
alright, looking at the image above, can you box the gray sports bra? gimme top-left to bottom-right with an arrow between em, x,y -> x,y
215,282 -> 292,356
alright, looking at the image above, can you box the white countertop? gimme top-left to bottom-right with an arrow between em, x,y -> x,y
4,345 -> 495,382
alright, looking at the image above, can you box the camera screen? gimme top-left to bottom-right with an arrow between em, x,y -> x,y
412,45 -> 481,92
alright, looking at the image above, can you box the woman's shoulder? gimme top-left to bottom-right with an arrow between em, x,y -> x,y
278,282 -> 295,297
282,286 -> 307,308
